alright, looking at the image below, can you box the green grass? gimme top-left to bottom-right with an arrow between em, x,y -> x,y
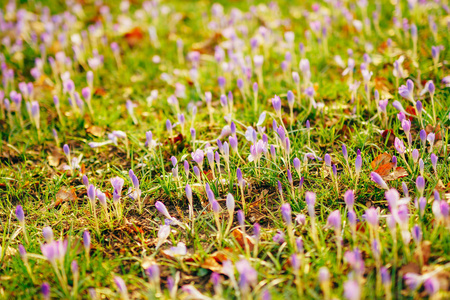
0,0 -> 450,299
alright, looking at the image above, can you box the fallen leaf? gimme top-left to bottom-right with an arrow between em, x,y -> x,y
371,152 -> 393,170
399,262 -> 420,276
53,186 -> 77,207
86,125 -> 105,137
231,228 -> 255,251
209,250 -> 230,263
124,27 -> 144,47
201,257 -> 223,273
374,162 -> 394,176
94,88 -> 107,96
47,151 -> 64,167
382,167 -> 408,181
381,129 -> 395,146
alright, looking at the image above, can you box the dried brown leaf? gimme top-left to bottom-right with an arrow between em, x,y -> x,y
371,153 -> 392,170
231,228 -> 255,251
382,167 -> 408,182
53,186 -> 77,207
86,125 -> 105,137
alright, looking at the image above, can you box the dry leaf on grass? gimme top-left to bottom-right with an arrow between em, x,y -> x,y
382,167 -> 408,181
47,151 -> 64,167
124,27 -> 144,47
201,257 -> 223,273
86,125 -> 105,137
373,162 -> 395,176
52,186 -> 77,207
371,152 -> 407,181
371,153 -> 392,169
231,228 -> 255,251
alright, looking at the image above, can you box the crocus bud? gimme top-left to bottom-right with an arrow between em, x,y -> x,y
253,82 -> 258,93
97,190 -> 107,207
327,210 -> 341,230
344,190 -> 355,209
305,192 -> 316,217
348,210 -> 357,226
379,99 -> 388,112
370,172 -> 388,189
281,203 -> 292,225
83,230 -> 91,251
355,154 -> 362,174
211,200 -> 220,213
43,226 -> 54,243
411,225 -> 422,243
237,210 -> 245,227
218,76 -> 225,88
344,280 -> 360,300
41,282 -> 50,300
237,79 -> 244,90
15,205 -> 25,223
53,95 -> 60,108
324,154 -> 331,167
418,197 -> 427,217
365,207 -> 379,227
416,101 -> 422,114
18,244 -> 27,260
114,276 -> 128,298
342,144 -> 348,161
63,144 -> 70,156
236,168 -> 244,188
416,176 -> 425,196
87,184 -> 96,204
292,72 -> 300,83
226,194 -> 235,214
412,149 -> 419,163
272,95 -> 282,114
71,260 -> 79,275
287,91 -> 294,106
431,153 -> 438,173
419,158 -> 424,175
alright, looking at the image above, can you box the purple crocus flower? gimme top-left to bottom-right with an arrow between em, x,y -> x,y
344,279 -> 360,300
364,207 -> 379,227
416,176 -> 425,196
411,224 -> 422,243
83,230 -> 91,251
404,273 -> 423,290
15,205 -> 25,223
394,137 -> 405,154
41,282 -> 50,300
272,95 -> 282,114
191,149 -> 204,167
424,277 -> 440,296
155,201 -> 171,220
43,226 -> 54,243
281,203 -> 292,225
305,192 -> 316,216
114,276 -> 128,298
398,79 -> 414,102
344,190 -> 355,209
273,231 -> 285,244
355,154 -> 362,174
327,210 -> 341,230
370,172 -> 388,189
